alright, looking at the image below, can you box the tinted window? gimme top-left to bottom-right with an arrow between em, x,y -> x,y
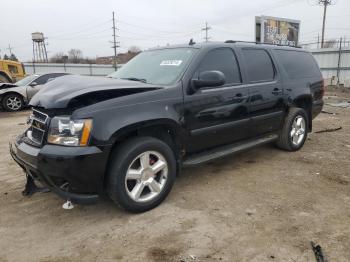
242,49 -> 275,82
275,50 -> 321,79
35,73 -> 65,85
35,74 -> 54,85
198,48 -> 241,84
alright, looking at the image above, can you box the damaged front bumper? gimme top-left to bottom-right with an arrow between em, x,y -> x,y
9,136 -> 109,204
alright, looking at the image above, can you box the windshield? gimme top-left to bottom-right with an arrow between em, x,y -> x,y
15,74 -> 39,86
109,48 -> 196,85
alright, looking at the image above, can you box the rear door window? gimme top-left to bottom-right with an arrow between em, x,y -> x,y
242,49 -> 275,82
274,50 -> 321,79
198,48 -> 242,85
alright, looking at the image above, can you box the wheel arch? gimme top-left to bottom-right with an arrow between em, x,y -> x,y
102,119 -> 186,187
1,91 -> 25,102
291,95 -> 313,132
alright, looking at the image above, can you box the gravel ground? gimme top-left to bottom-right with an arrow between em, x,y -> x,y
0,91 -> 349,262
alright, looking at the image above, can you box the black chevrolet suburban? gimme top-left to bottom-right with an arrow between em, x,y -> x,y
10,41 -> 324,212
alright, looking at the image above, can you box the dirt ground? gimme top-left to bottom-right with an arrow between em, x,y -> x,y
0,91 -> 349,262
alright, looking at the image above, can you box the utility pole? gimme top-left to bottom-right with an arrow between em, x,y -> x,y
111,11 -> 119,71
318,0 -> 335,48
202,21 -> 211,42
336,37 -> 342,86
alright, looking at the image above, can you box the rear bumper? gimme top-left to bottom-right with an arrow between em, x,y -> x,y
10,136 -> 111,204
312,100 -> 324,119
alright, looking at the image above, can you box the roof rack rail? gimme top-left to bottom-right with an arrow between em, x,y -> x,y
224,40 -> 301,48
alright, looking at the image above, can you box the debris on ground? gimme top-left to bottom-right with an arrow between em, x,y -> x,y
315,127 -> 342,134
321,110 -> 337,115
326,102 -> 350,108
179,255 -> 197,262
311,241 -> 327,262
245,208 -> 257,216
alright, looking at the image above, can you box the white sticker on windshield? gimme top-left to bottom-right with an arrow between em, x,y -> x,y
160,60 -> 183,66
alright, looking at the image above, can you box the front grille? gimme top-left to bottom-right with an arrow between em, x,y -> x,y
33,109 -> 48,122
26,109 -> 50,146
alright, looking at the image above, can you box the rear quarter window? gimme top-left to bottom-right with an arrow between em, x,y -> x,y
274,50 -> 321,79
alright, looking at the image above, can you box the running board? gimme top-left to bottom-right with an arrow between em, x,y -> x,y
183,134 -> 278,167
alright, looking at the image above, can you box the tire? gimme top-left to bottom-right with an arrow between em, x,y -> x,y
276,107 -> 308,151
0,75 -> 10,83
107,136 -> 176,213
2,93 -> 24,112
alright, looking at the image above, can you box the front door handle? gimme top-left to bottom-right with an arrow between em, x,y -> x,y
234,93 -> 248,100
272,88 -> 282,95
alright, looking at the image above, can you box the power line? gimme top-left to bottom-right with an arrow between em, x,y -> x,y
47,19 -> 112,39
50,28 -> 111,40
202,22 -> 211,42
117,20 -> 198,35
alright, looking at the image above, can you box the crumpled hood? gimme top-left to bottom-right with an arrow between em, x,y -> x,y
29,75 -> 161,109
0,83 -> 17,90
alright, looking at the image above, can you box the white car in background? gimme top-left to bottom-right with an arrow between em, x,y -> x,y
0,72 -> 69,112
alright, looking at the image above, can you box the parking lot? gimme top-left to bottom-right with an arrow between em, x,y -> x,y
0,91 -> 349,262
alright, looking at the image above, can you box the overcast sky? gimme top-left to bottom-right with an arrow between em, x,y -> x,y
1,0 -> 349,61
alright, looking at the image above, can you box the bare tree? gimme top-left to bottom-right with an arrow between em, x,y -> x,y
49,52 -> 66,63
128,46 -> 141,53
68,49 -> 83,63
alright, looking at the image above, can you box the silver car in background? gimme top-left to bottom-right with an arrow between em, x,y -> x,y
0,73 -> 69,111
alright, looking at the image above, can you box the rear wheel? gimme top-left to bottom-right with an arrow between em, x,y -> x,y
107,136 -> 176,212
276,107 -> 308,151
2,93 -> 24,112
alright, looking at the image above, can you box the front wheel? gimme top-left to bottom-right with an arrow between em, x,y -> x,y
2,93 -> 24,112
276,107 -> 308,151
107,136 -> 176,212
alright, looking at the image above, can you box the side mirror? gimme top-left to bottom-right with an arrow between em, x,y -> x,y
29,81 -> 38,87
192,71 -> 226,90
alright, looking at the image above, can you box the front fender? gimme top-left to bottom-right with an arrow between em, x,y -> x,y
72,86 -> 185,146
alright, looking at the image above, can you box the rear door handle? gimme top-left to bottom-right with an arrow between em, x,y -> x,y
235,93 -> 248,98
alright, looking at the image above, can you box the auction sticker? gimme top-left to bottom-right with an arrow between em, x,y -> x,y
160,60 -> 183,66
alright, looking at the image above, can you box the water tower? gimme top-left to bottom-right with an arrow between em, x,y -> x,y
32,32 -> 48,63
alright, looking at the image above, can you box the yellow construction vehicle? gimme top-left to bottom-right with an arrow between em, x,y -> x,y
0,60 -> 26,83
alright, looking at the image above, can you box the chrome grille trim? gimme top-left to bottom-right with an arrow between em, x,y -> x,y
26,109 -> 50,146
32,108 -> 49,124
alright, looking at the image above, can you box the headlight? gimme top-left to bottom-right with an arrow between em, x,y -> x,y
47,117 -> 93,146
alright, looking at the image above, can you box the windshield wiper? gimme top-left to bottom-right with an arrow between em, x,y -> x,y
121,77 -> 147,83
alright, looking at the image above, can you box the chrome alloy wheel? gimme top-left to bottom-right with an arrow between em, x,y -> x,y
290,115 -> 306,146
6,96 -> 22,111
125,151 -> 168,203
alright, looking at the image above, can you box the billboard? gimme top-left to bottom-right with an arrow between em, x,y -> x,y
255,16 -> 300,47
